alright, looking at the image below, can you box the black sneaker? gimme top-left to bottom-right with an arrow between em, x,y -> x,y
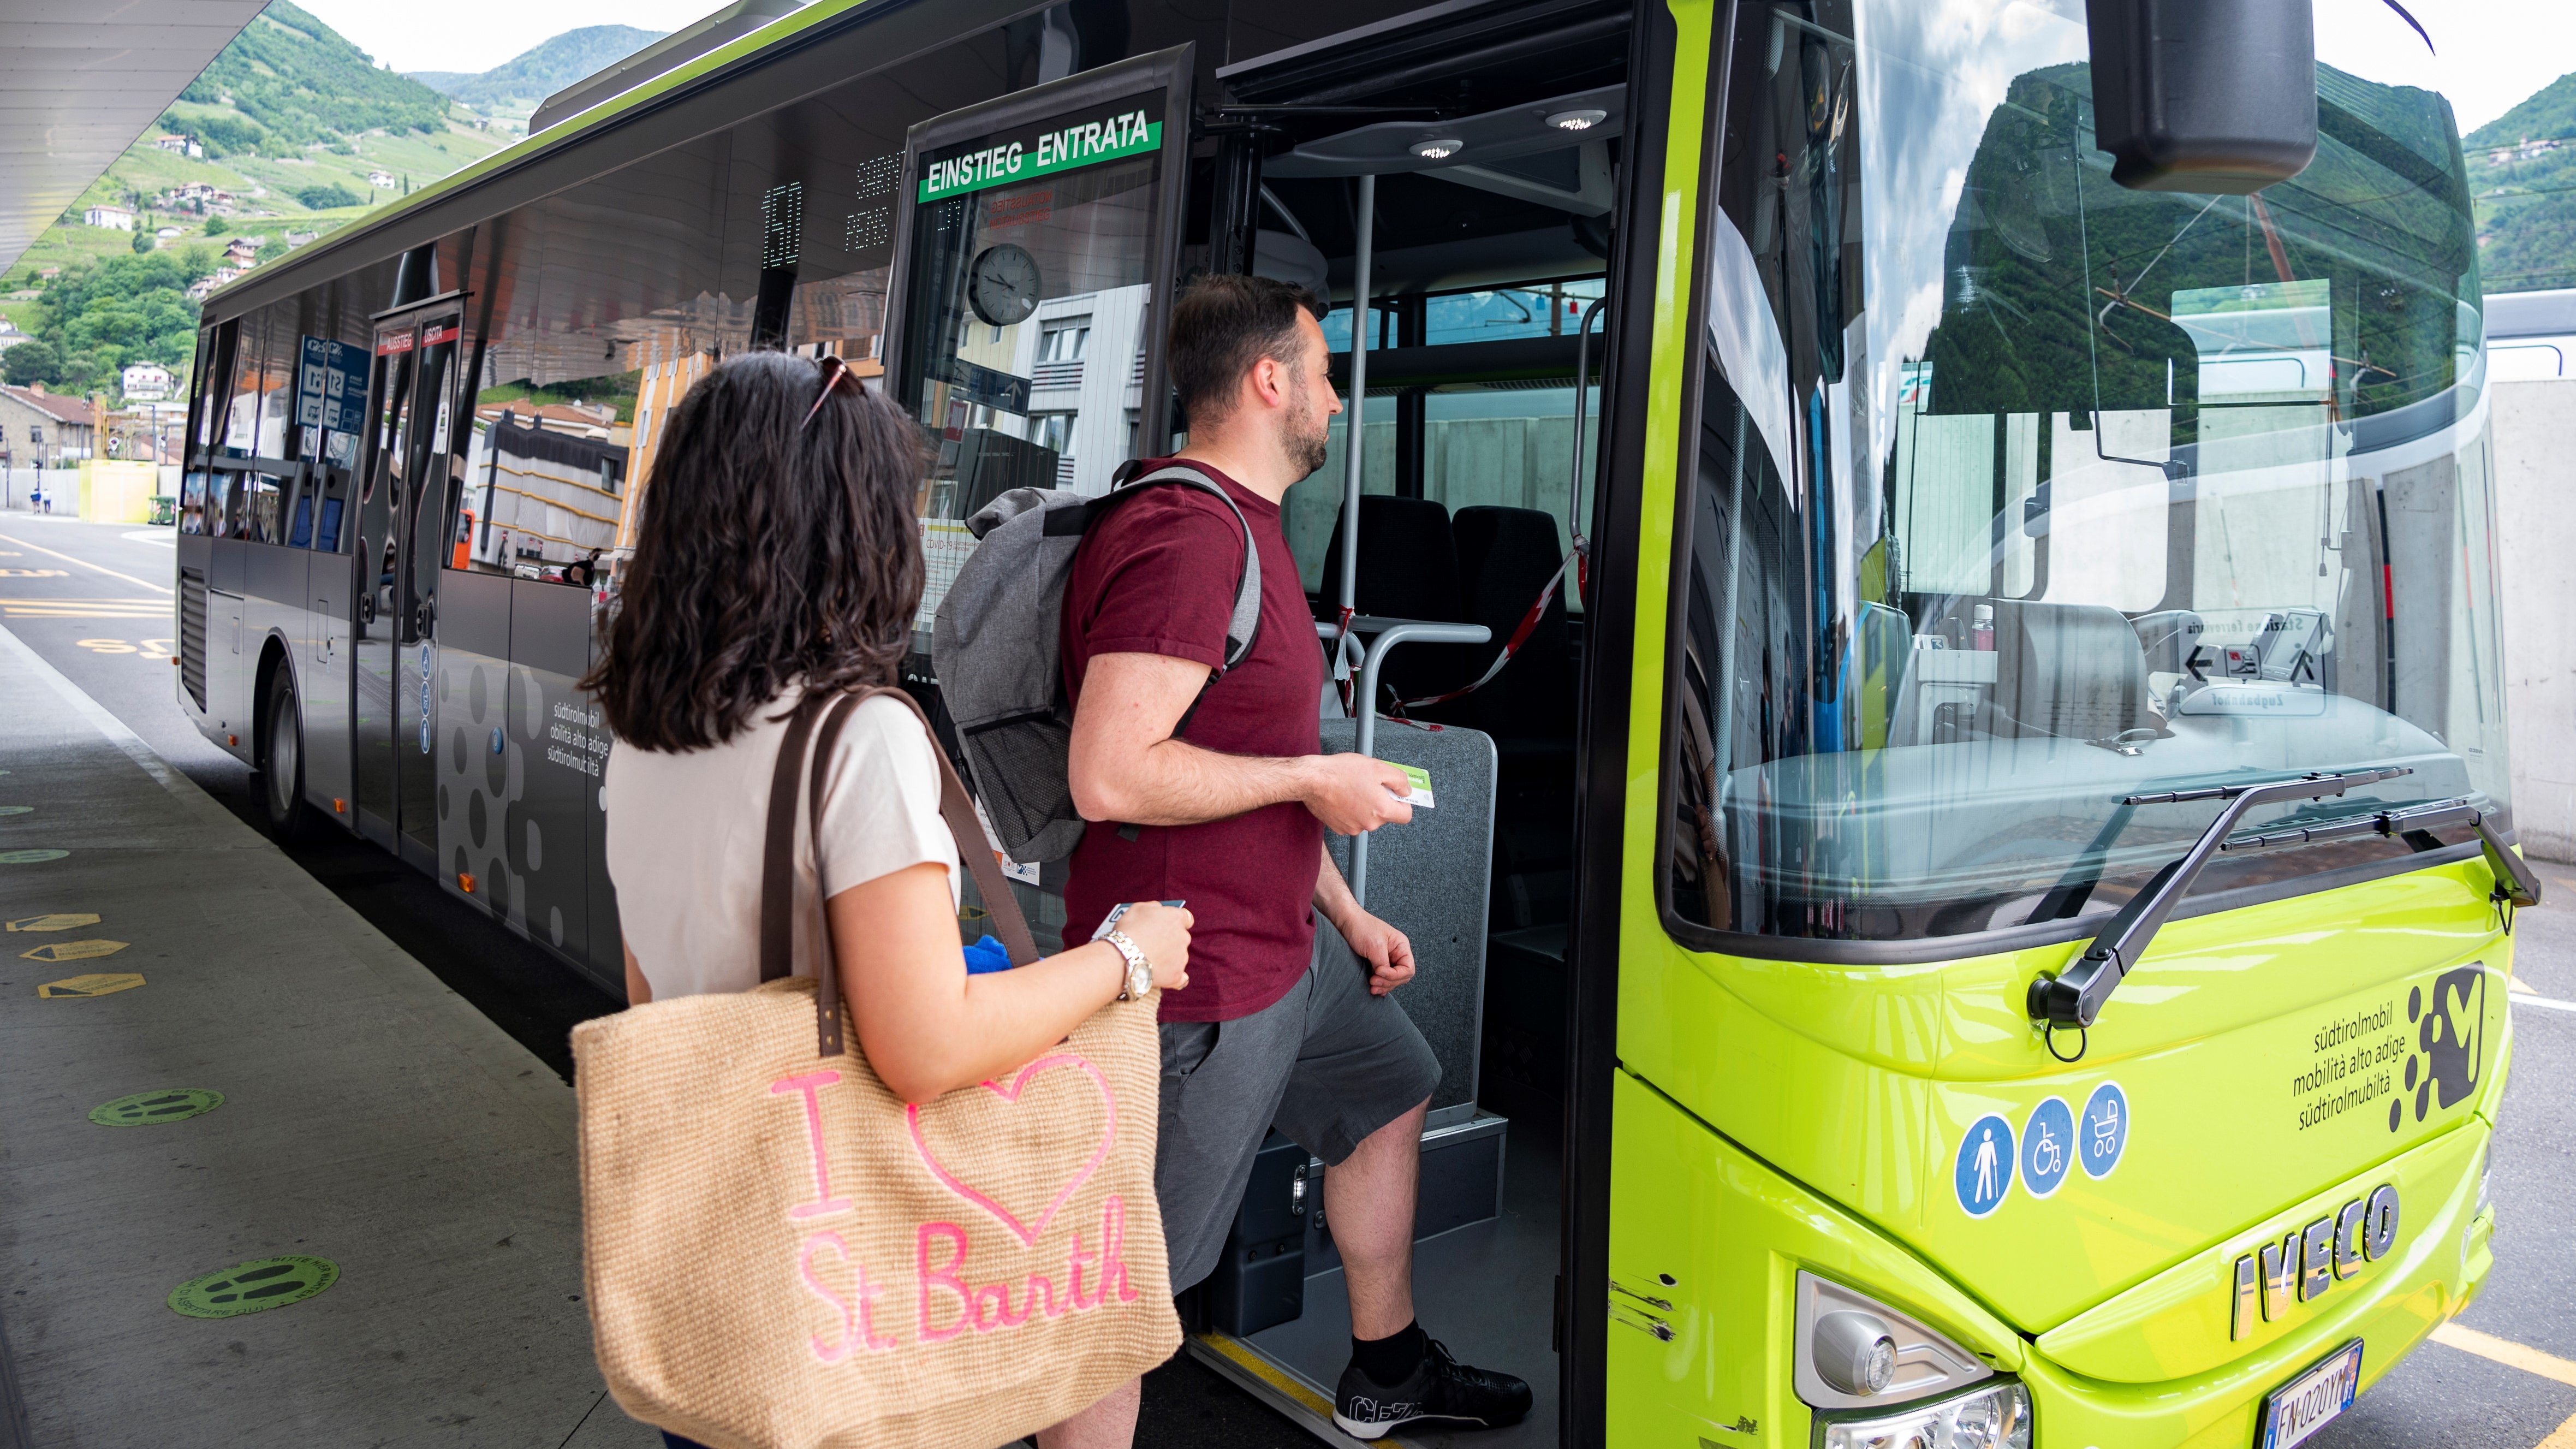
1332,1337 -> 1533,1438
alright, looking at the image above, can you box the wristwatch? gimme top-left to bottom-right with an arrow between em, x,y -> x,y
1103,928 -> 1153,1002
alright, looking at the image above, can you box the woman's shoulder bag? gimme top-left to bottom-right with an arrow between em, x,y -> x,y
573,686 -> 1178,1449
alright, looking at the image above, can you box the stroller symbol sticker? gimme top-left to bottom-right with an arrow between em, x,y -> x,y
2080,1082 -> 2128,1179
1954,1113 -> 2015,1218
2020,1097 -> 2075,1198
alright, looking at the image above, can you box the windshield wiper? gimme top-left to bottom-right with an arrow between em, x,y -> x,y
2026,768 -> 2418,1041
2222,797 -> 2543,907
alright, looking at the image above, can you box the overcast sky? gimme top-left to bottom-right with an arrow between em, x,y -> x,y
299,0 -> 2564,134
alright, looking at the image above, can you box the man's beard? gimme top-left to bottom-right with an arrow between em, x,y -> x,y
1285,376 -> 1331,478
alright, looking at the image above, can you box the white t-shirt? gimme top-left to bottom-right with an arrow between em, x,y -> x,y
604,689 -> 960,1001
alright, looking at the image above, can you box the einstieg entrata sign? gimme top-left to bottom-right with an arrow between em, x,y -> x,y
918,98 -> 1163,203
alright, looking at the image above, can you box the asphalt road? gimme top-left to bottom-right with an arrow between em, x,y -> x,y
4,507 -> 2571,1449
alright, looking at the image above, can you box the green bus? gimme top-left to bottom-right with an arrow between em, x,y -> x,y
181,0 -> 2525,1442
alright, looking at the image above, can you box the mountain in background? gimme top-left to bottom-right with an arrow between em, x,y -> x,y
0,1 -> 505,397
409,27 -> 670,120
178,1 -> 453,151
2466,71 -> 2576,294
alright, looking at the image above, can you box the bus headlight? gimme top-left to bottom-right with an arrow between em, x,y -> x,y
1795,1273 -> 1994,1410
1821,1379 -> 2032,1449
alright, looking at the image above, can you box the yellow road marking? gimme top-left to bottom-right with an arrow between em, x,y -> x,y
20,939 -> 128,963
7,913 -> 101,932
36,972 -> 143,998
0,534 -> 172,594
2545,1410 -> 2576,1449
2431,1321 -> 2576,1388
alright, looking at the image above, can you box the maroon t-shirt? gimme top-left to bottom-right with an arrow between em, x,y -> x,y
1061,459 -> 1324,1023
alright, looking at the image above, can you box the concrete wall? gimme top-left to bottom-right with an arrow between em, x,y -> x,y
2497,378 -> 2576,860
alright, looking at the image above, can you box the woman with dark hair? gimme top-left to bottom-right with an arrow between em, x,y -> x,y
587,352 -> 1189,1449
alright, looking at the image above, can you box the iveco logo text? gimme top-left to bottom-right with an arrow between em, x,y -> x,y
2229,1185 -> 2398,1340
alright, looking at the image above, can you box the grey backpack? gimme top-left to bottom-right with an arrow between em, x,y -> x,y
930,463 -> 1262,863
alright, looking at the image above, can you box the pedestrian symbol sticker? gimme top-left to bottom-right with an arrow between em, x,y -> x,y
91,1089 -> 224,1126
2020,1097 -> 2075,1199
37,972 -> 144,998
1954,1113 -> 2015,1218
168,1256 -> 338,1319
0,850 -> 68,864
7,913 -> 99,932
20,939 -> 126,963
2080,1082 -> 2128,1179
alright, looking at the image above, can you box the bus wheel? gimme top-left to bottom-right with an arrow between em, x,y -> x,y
259,669 -> 311,842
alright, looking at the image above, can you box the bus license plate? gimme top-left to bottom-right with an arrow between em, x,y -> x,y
2258,1340 -> 2364,1449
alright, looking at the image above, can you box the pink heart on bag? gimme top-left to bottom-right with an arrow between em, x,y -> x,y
905,1053 -> 1117,1248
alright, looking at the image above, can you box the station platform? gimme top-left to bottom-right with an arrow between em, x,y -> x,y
0,628 -> 655,1447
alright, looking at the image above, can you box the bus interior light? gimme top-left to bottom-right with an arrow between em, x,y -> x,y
1545,108 -> 1607,132
1409,138 -> 1463,160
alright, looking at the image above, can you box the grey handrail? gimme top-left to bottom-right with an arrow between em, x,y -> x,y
1347,620 -> 1490,906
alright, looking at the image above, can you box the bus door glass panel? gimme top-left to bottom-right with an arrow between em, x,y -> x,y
890,47 -> 1192,634
396,316 -> 465,860
352,323 -> 420,834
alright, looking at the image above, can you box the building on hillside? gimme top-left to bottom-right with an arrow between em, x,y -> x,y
224,238 -> 259,268
473,400 -> 624,443
0,385 -> 98,466
83,204 -> 135,231
284,229 -> 317,248
156,227 -> 184,242
367,169 -> 397,189
151,133 -> 205,158
121,363 -> 175,401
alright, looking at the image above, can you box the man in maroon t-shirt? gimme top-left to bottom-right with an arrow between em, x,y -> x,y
1052,275 -> 1530,1444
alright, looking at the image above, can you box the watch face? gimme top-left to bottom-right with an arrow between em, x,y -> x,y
967,243 -> 1042,326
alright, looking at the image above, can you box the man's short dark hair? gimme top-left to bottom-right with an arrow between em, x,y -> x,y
1168,272 -> 1326,427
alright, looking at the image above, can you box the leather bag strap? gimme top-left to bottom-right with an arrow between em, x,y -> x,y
756,692 -> 832,984
765,685 -> 1046,1055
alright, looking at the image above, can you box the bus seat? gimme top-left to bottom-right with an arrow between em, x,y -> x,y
1451,506 -> 1576,746
1320,715 -> 1495,1118
1451,506 -> 1578,937
1992,599 -> 2159,741
1318,495 -> 1474,706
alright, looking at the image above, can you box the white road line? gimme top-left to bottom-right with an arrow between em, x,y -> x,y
2509,990 -> 2576,1014
0,532 -> 172,594
120,529 -> 177,548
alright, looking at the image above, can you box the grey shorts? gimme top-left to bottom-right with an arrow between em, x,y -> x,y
1156,918 -> 1442,1293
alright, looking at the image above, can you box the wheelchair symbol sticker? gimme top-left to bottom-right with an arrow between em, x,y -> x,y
1954,1113 -> 2015,1219
2020,1097 -> 2075,1199
2080,1082 -> 2128,1179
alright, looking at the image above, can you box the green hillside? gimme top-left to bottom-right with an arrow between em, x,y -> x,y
0,1 -> 507,401
182,2 -> 452,149
2465,72 -> 2576,294
409,26 -> 668,122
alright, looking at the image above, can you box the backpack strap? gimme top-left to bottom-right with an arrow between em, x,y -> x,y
1088,462 -> 1263,675
763,686 -> 1047,1056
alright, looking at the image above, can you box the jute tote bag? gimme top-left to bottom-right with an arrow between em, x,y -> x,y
573,688 -> 1179,1449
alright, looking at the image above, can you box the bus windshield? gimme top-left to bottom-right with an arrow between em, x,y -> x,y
1664,0 -> 2505,946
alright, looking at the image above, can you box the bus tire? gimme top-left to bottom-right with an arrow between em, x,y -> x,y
258,667 -> 313,842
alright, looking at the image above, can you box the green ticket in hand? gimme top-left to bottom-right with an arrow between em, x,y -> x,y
1396,763 -> 1434,809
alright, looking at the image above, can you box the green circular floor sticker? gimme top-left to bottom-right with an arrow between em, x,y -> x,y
90,1089 -> 224,1127
169,1256 -> 338,1318
0,850 -> 68,864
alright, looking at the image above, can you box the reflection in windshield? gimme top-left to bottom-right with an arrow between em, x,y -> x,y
1665,0 -> 2506,945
